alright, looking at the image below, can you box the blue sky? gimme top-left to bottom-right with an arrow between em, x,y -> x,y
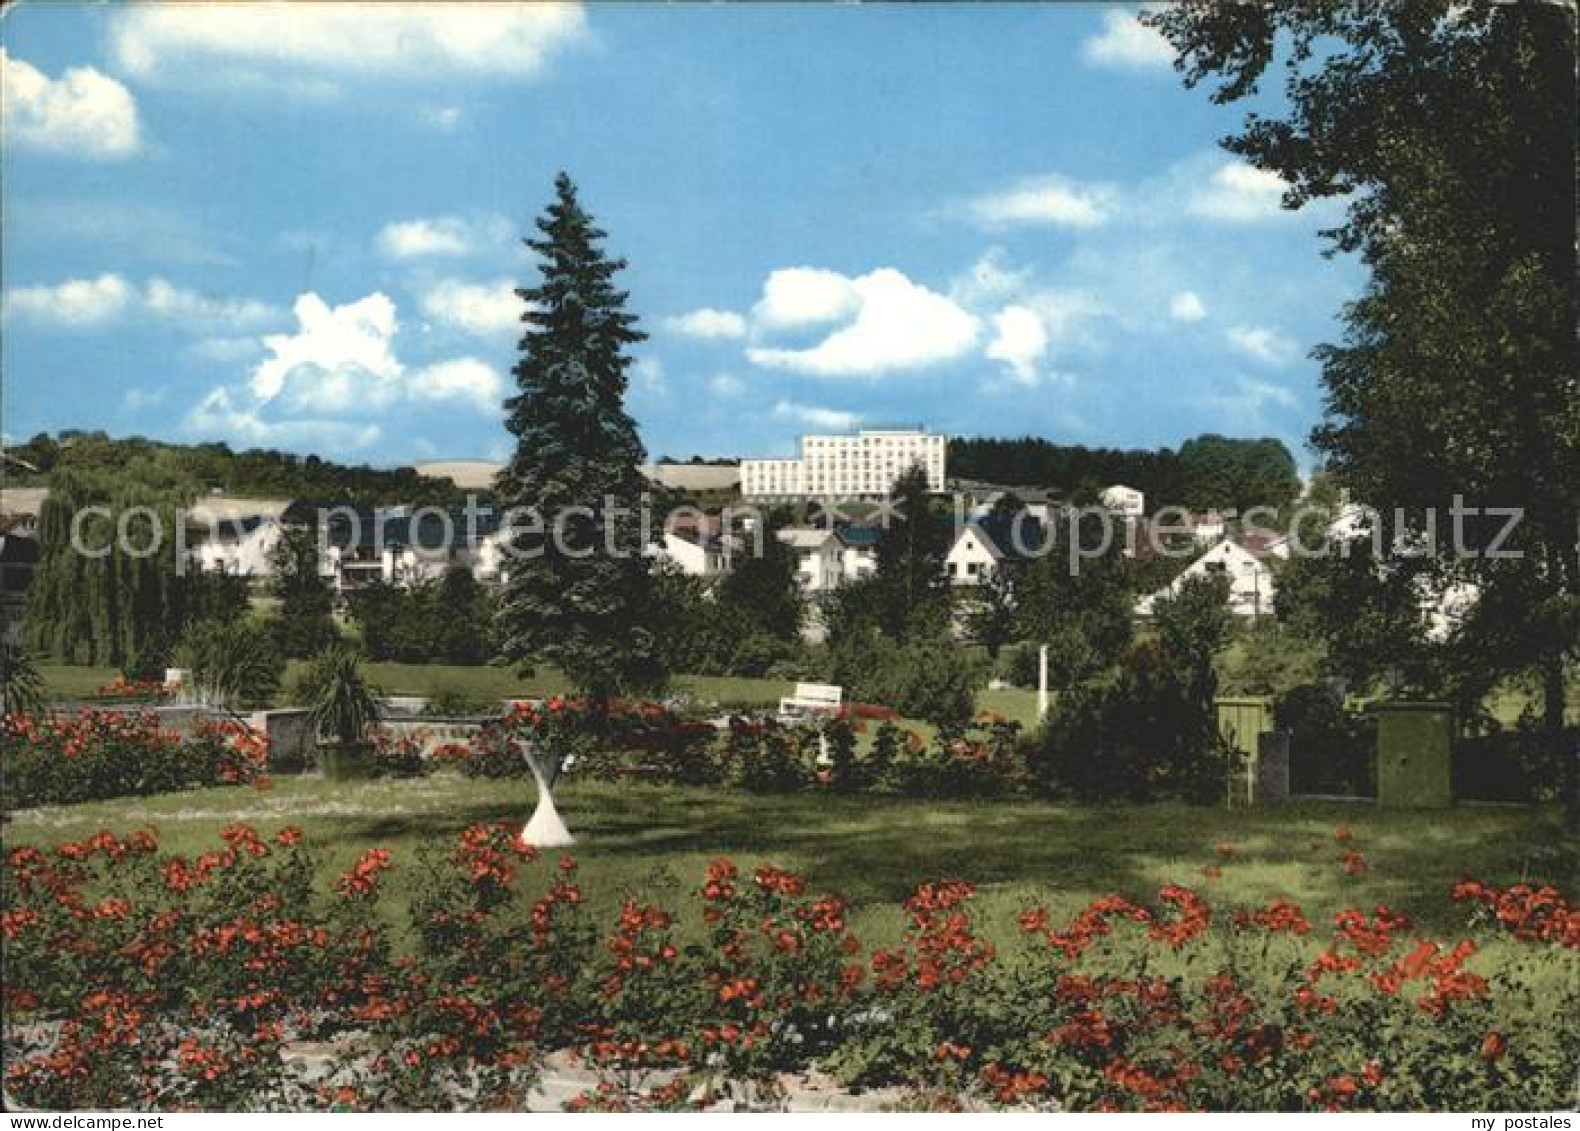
1,3 -> 1363,469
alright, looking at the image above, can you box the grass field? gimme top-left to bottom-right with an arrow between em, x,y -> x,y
38,660 -> 1045,740
6,773 -> 1570,952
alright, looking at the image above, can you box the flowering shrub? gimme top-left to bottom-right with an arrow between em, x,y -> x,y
2,823 -> 1575,1111
92,676 -> 174,702
371,728 -> 431,778
456,699 -> 718,785
2,711 -> 267,809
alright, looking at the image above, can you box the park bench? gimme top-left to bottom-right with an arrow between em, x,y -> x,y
778,682 -> 843,722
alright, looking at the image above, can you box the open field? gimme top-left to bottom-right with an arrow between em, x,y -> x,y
6,773 -> 1570,951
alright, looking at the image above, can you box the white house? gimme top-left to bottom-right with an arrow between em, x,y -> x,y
778,527 -> 847,592
1101,484 -> 1145,517
945,513 -> 1051,585
1136,540 -> 1275,618
946,524 -> 1002,585
189,515 -> 285,577
830,525 -> 878,583
652,531 -> 734,578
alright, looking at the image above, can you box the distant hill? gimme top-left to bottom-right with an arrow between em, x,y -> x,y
1,432 -> 480,507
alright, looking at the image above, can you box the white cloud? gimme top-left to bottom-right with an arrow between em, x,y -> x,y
1187,161 -> 1291,221
664,307 -> 747,340
186,386 -> 383,450
143,278 -> 279,329
378,214 -> 511,259
251,292 -> 404,406
421,105 -> 466,131
1082,9 -> 1174,71
1226,324 -> 1298,365
707,373 -> 745,397
751,268 -> 862,330
112,3 -> 587,81
184,290 -> 504,450
950,248 -> 1033,307
985,306 -> 1048,386
123,387 -> 167,412
747,267 -> 980,376
1169,291 -> 1208,322
0,48 -> 140,159
3,273 -> 282,332
409,357 -> 503,411
965,174 -> 1112,228
2,274 -> 132,326
420,277 -> 520,336
771,400 -> 860,432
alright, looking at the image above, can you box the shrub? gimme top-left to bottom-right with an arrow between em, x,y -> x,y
302,644 -> 380,750
0,710 -> 267,809
178,618 -> 285,710
1030,641 -> 1225,803
1,643 -> 45,716
371,728 -> 430,778
2,825 -> 1575,1111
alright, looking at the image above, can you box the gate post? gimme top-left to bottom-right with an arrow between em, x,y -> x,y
1370,701 -> 1453,808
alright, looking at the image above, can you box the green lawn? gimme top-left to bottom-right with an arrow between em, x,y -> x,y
6,773 -> 1569,951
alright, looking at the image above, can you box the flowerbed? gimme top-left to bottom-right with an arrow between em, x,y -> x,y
446,698 -> 1024,797
3,822 -> 1574,1111
2,712 -> 269,809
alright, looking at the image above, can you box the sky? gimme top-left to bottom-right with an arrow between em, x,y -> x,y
0,2 -> 1365,469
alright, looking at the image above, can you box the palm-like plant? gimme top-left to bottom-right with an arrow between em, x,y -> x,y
1,641 -> 45,717
178,620 -> 283,710
303,644 -> 380,749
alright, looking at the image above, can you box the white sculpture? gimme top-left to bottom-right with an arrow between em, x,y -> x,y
519,748 -> 575,847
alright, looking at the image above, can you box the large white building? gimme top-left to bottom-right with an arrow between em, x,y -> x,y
741,428 -> 946,501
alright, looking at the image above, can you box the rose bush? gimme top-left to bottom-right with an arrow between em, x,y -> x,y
6,823 -> 1573,1111
1,711 -> 269,809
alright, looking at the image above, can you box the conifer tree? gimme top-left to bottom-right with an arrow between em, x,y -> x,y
496,173 -> 663,698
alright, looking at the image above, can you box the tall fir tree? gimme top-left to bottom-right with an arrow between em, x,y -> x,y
496,173 -> 664,698
871,465 -> 951,638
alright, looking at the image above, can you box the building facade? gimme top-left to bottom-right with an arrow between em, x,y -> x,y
741,428 -> 946,501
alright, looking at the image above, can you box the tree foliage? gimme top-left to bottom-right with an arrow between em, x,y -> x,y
23,470 -> 192,667
496,173 -> 664,698
1146,1 -> 1578,731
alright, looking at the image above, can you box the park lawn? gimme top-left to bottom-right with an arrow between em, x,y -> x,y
6,773 -> 1570,954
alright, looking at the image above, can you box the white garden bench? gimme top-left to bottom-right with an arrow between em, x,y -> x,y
778,682 -> 843,721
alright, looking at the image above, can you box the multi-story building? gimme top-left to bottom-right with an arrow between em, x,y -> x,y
741,428 -> 946,501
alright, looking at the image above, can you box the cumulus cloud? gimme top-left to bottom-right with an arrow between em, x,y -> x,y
184,290 -> 503,450
2,274 -> 133,326
746,267 -> 980,377
664,307 -> 747,340
409,357 -> 504,410
186,386 -> 383,450
1081,9 -> 1174,70
143,278 -> 279,329
1169,291 -> 1208,322
378,214 -> 512,259
1226,324 -> 1298,365
112,3 -> 587,82
771,400 -> 860,432
985,306 -> 1048,386
420,277 -> 521,336
964,174 -> 1112,228
751,268 -> 862,330
251,292 -> 404,408
0,49 -> 140,159
1186,161 -> 1291,221
3,274 -> 281,331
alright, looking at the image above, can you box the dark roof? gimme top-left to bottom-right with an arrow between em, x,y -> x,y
834,523 -> 882,548
325,506 -> 503,549
969,512 -> 1050,562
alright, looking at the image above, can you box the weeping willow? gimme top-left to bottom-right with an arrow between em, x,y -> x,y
24,470 -> 196,667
